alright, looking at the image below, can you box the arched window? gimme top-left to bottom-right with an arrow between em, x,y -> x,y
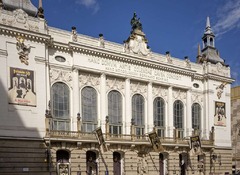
81,86 -> 97,132
153,97 -> 165,137
108,90 -> 122,135
174,100 -> 184,138
51,82 -> 70,130
192,103 -> 201,130
132,94 -> 145,136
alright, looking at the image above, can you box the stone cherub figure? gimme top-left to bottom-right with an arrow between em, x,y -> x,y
16,36 -> 31,65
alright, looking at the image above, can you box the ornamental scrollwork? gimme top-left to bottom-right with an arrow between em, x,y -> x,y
131,81 -> 147,97
173,89 -> 186,103
50,69 -> 73,88
106,77 -> 124,93
79,73 -> 100,91
152,85 -> 167,102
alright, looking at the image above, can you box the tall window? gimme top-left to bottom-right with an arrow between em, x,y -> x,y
108,90 -> 122,135
132,94 -> 145,136
192,103 -> 201,130
173,100 -> 184,129
174,100 -> 184,138
153,97 -> 165,137
51,82 -> 70,130
82,86 -> 97,132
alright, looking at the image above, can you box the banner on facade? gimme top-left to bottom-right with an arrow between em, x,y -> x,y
148,131 -> 164,152
189,135 -> 202,156
214,101 -> 226,126
8,67 -> 36,106
94,127 -> 108,152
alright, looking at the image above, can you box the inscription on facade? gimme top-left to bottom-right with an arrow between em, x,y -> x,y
88,57 -> 182,82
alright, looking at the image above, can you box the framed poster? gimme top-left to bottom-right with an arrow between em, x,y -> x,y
214,101 -> 226,126
8,67 -> 36,106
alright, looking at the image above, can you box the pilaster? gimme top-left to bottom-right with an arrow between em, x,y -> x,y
72,68 -> 79,131
167,86 -> 174,137
186,90 -> 192,137
125,78 -> 131,134
147,82 -> 153,132
100,73 -> 106,132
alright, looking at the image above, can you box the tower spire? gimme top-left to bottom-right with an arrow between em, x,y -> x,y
204,16 -> 214,35
199,17 -> 225,65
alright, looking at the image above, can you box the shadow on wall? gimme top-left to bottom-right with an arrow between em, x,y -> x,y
0,79 -> 49,174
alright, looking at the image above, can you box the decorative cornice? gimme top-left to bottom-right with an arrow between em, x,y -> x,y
0,23 -> 51,43
68,42 -> 196,78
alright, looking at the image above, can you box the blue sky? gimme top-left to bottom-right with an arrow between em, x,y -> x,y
31,0 -> 240,87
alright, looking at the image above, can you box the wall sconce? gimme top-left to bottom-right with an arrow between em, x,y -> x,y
45,149 -> 50,162
77,113 -> 81,121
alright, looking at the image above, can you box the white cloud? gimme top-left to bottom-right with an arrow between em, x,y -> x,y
213,0 -> 240,37
75,0 -> 100,14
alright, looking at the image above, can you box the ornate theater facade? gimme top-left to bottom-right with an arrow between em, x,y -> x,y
0,1 -> 234,175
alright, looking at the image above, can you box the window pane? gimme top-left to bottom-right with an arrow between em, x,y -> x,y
51,82 -> 70,130
153,97 -> 165,127
173,100 -> 183,129
132,94 -> 144,127
192,103 -> 201,129
82,87 -> 97,132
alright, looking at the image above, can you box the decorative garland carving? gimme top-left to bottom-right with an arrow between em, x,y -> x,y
131,81 -> 147,97
191,93 -> 203,104
106,77 -> 125,94
172,89 -> 186,103
152,85 -> 168,102
79,72 -> 100,92
50,69 -> 73,88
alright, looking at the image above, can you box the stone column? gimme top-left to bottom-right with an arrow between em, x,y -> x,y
100,73 -> 106,132
167,86 -> 174,137
147,82 -> 153,132
73,68 -> 79,131
125,78 -> 131,134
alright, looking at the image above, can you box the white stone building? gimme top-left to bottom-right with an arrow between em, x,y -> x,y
0,1 -> 234,175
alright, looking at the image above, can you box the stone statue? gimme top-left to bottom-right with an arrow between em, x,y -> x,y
130,12 -> 142,32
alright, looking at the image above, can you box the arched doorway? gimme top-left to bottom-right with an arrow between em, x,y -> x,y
56,150 -> 70,175
113,152 -> 121,175
86,151 -> 98,175
179,153 -> 188,175
159,152 -> 168,175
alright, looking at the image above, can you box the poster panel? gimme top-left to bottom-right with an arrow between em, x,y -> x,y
214,101 -> 226,126
8,67 -> 36,106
